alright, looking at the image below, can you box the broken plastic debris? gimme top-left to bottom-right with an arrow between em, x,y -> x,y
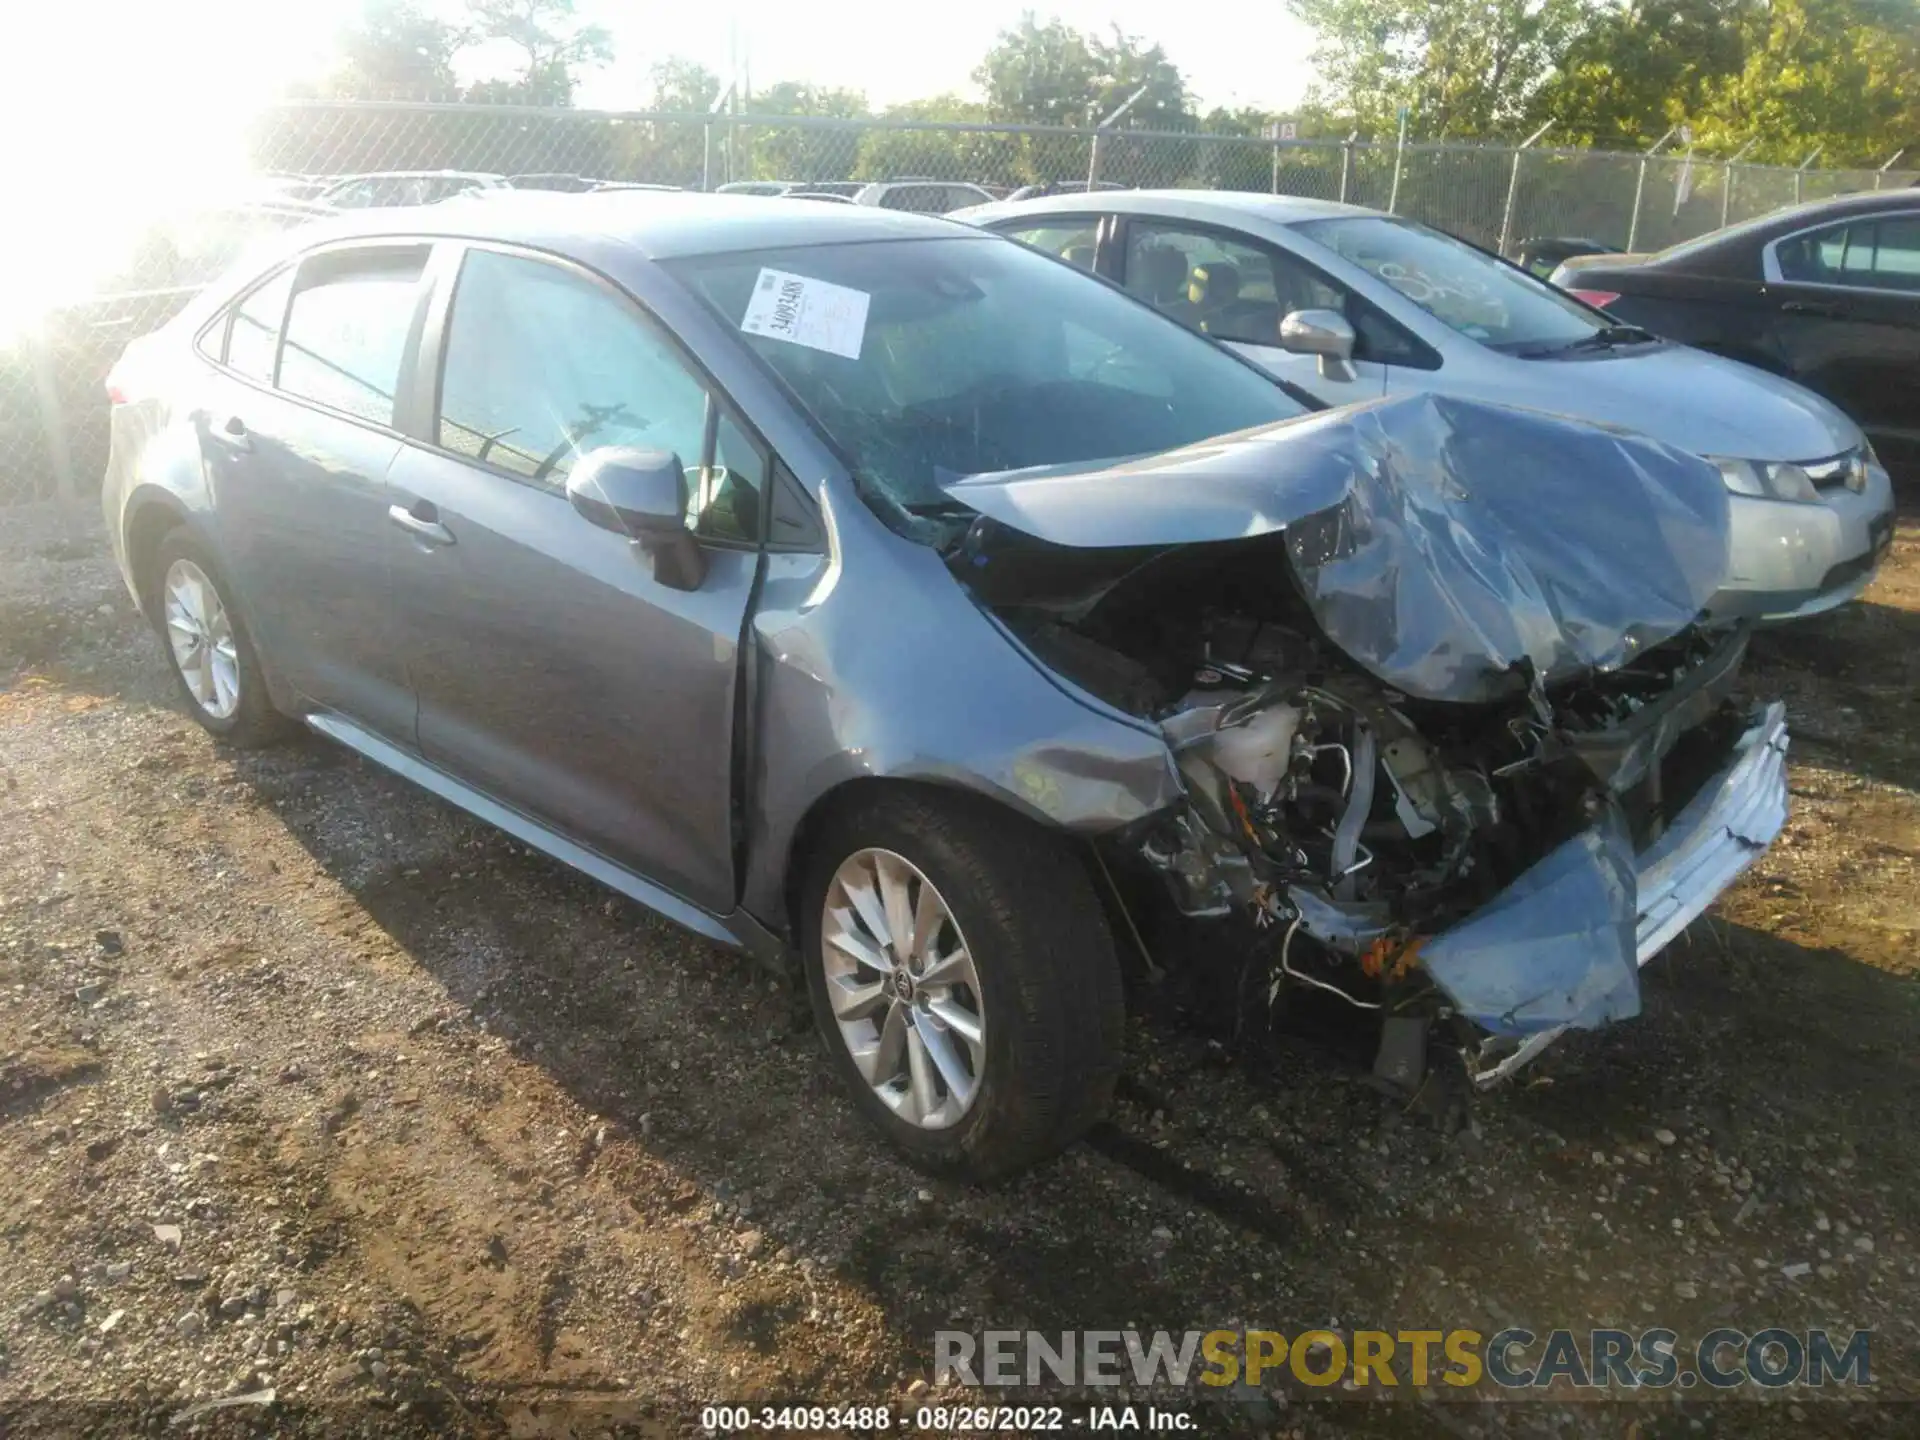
1421,807 -> 1640,1036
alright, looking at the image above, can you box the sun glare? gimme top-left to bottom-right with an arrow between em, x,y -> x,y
0,0 -> 341,347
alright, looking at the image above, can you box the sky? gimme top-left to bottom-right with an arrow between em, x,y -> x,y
6,0 -> 1318,119
0,0 -> 1316,331
565,0 -> 1319,114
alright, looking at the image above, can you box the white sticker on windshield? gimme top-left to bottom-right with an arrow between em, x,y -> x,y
739,268 -> 869,360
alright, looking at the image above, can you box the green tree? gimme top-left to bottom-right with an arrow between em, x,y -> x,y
974,15 -> 1191,128
1692,0 -> 1920,163
609,59 -> 723,185
463,0 -> 614,105
327,0 -> 463,100
1534,0 -> 1744,146
844,95 -> 1042,188
1287,0 -> 1597,136
748,83 -> 871,182
647,57 -> 724,112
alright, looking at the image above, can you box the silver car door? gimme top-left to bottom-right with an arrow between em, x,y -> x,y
1113,217 -> 1390,403
207,245 -> 428,742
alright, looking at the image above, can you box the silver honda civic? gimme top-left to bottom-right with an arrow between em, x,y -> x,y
103,194 -> 1787,1177
959,190 -> 1897,623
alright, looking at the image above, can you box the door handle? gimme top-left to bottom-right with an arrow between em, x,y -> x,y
208,414 -> 252,453
1782,300 -> 1849,319
388,501 -> 456,547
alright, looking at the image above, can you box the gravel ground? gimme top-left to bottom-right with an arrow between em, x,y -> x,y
2,498 -> 1917,1439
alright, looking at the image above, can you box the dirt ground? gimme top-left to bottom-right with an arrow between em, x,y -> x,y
2,497 -> 1917,1439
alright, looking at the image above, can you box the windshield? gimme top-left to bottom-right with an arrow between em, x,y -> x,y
666,236 -> 1307,529
1296,216 -> 1606,351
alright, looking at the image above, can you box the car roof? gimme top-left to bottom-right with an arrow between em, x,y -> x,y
259,189 -> 979,263
324,170 -> 504,187
960,188 -> 1376,228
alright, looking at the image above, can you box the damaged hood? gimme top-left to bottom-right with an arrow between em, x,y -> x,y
944,393 -> 1731,703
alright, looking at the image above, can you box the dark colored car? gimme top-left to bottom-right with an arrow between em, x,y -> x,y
1511,235 -> 1619,278
1553,191 -> 1920,472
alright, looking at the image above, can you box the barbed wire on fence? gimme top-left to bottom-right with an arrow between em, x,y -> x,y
4,101 -> 1914,508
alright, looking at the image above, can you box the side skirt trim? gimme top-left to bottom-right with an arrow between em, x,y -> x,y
305,712 -> 766,957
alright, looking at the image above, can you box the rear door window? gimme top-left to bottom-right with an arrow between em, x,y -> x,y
278,249 -> 427,427
223,267 -> 295,383
1782,216 -> 1920,292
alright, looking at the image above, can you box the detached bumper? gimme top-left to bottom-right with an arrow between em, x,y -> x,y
1440,702 -> 1790,1087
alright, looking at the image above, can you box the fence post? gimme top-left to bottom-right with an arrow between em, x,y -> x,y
1720,138 -> 1758,228
1627,125 -> 1679,252
702,84 -> 734,192
1269,122 -> 1280,194
1793,146 -> 1822,205
1338,130 -> 1357,203
1087,84 -> 1150,190
1875,148 -> 1906,191
27,322 -> 76,512
1497,121 -> 1553,258
1387,107 -> 1409,214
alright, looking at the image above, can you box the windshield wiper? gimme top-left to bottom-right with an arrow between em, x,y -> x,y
1541,323 -> 1660,356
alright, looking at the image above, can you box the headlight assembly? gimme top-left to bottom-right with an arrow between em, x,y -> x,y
1710,456 -> 1819,503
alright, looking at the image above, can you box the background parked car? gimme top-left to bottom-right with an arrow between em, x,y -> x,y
716,180 -> 803,197
508,173 -> 603,193
1511,234 -> 1620,278
1551,190 -> 1920,477
961,189 -> 1896,623
1005,180 -> 1132,202
855,180 -> 996,213
318,171 -> 508,208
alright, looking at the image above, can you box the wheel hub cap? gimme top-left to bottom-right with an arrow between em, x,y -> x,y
162,558 -> 241,721
820,848 -> 986,1131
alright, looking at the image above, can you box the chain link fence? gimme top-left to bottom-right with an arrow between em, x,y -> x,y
4,100 -> 1914,508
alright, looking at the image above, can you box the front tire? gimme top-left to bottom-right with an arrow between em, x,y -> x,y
150,528 -> 287,749
801,789 -> 1124,1179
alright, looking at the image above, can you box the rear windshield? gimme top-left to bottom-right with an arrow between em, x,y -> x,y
666,235 -> 1307,532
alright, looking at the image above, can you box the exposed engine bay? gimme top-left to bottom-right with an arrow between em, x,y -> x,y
941,394 -> 1789,1092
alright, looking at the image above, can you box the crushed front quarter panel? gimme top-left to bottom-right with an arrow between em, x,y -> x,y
945,392 -> 1733,704
737,483 -> 1185,928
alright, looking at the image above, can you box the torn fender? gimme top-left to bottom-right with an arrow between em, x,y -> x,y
945,393 -> 1732,704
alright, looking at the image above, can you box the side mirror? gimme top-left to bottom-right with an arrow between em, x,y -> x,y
1279,308 -> 1358,381
566,447 -> 707,591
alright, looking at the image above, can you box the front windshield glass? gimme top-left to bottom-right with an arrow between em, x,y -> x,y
1297,215 -> 1606,351
666,236 -> 1307,528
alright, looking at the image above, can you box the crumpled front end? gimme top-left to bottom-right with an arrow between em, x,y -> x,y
948,392 -> 1786,1088
1452,701 -> 1788,1084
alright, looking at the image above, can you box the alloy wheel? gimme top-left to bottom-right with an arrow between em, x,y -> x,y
162,558 -> 241,721
820,847 -> 986,1130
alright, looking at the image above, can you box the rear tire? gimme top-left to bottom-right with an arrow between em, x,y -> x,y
801,788 -> 1125,1180
149,528 -> 289,749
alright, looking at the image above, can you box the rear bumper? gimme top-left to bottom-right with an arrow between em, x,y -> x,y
1453,702 -> 1790,1086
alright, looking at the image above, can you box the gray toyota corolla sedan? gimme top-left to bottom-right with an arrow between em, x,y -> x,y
104,195 -> 1788,1177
